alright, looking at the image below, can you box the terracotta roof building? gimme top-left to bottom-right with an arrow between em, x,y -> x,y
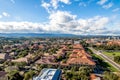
0,71 -> 7,80
90,74 -> 101,80
0,53 -> 10,61
67,44 -> 95,67
35,55 -> 58,65
73,44 -> 84,50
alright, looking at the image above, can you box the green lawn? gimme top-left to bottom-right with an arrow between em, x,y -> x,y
107,63 -> 118,72
91,53 -> 118,72
103,51 -> 120,58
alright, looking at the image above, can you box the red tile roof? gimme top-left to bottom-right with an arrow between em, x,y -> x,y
73,44 -> 84,49
67,57 -> 95,65
67,44 -> 95,66
0,71 -> 7,77
90,74 -> 101,80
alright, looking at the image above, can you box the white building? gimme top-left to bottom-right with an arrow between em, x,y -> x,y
33,68 -> 61,80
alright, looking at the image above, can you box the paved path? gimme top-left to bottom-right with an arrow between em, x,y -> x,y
89,47 -> 120,71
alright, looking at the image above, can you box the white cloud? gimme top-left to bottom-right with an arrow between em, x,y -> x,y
0,22 -> 45,33
46,13 -> 111,34
41,2 -> 50,9
51,0 -> 59,9
50,0 -> 70,9
0,11 -> 109,34
60,0 -> 70,4
102,2 -> 113,9
47,11 -> 77,32
97,0 -> 108,5
75,16 -> 110,34
2,12 -> 10,17
78,0 -> 95,7
112,8 -> 120,12
41,0 -> 70,11
0,10 -> 119,35
97,0 -> 113,9
10,0 -> 15,4
49,11 -> 76,24
41,2 -> 51,13
0,12 -> 10,19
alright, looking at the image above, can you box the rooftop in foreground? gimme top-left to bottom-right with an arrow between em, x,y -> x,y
33,68 -> 61,80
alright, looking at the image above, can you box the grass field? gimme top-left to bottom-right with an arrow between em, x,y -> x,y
103,51 -> 120,58
91,53 -> 118,72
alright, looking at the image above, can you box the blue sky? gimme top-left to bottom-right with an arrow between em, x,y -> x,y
0,0 -> 120,35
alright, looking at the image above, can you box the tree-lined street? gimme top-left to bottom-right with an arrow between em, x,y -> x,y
89,47 -> 120,71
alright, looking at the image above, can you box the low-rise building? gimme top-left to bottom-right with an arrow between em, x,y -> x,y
0,53 -> 10,62
0,71 -> 7,80
56,49 -> 66,58
73,44 -> 84,50
35,55 -> 57,65
33,68 -> 61,80
67,44 -> 96,67
90,74 -> 101,80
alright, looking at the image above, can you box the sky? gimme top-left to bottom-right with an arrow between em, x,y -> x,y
0,0 -> 120,35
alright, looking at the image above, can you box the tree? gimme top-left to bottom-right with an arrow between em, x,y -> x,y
14,62 -> 27,67
24,70 -> 35,80
7,70 -> 23,80
0,45 -> 3,49
79,67 -> 92,75
103,71 -> 119,80
114,56 -> 120,64
64,67 -> 91,80
80,40 -> 89,47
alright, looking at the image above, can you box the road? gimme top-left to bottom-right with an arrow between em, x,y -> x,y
89,47 -> 120,71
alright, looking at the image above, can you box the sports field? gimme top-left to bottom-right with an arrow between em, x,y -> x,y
103,51 -> 120,58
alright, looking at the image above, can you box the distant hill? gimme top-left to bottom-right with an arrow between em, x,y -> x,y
0,33 -> 119,38
0,33 -> 77,38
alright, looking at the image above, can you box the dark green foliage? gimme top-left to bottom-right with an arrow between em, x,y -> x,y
93,44 -> 120,51
103,71 -> 119,80
64,67 -> 92,80
17,50 -> 28,58
49,48 -> 58,54
114,56 -> 120,64
80,40 -> 89,47
24,70 -> 35,80
13,62 -> 27,67
8,70 -> 23,80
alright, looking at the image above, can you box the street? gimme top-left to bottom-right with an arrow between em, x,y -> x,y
89,47 -> 120,71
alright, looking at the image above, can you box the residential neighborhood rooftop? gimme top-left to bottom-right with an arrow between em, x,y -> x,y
33,68 -> 61,80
